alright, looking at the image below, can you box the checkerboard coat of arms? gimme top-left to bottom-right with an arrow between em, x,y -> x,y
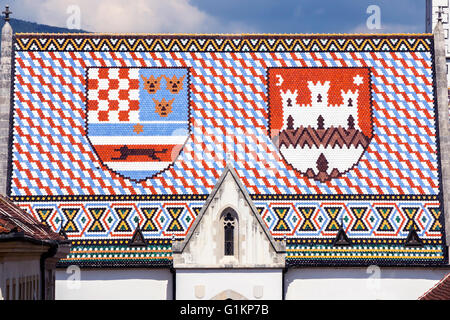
268,68 -> 373,182
86,67 -> 190,181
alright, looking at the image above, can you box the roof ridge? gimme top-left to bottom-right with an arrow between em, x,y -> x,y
13,32 -> 434,37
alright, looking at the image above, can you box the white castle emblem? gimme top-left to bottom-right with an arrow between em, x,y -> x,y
280,81 -> 360,130
276,80 -> 371,182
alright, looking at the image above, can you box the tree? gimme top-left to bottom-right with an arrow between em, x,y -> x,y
316,153 -> 329,173
317,115 -> 325,130
287,115 -> 294,130
347,115 -> 355,130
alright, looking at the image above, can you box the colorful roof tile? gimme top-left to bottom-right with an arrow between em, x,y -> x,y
7,33 -> 447,267
57,239 -> 172,267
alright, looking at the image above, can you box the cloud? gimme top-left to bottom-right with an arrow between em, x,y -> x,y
6,0 -> 255,33
3,0 -> 424,34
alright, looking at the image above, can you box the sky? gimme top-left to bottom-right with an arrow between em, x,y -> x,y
0,0 -> 427,34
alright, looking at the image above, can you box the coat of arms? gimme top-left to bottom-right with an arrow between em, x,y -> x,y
268,68 -> 373,182
86,67 -> 190,181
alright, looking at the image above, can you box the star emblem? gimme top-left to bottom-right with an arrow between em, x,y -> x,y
133,124 -> 144,134
353,74 -> 364,86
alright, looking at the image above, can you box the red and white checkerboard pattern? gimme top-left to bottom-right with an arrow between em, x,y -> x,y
87,68 -> 140,123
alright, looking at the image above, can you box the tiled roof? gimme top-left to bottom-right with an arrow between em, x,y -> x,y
7,33 -> 447,267
0,194 -> 65,243
419,273 -> 450,300
57,239 -> 172,268
286,242 -> 446,266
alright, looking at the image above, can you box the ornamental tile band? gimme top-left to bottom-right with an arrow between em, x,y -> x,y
16,200 -> 443,241
286,244 -> 446,266
57,242 -> 173,268
14,35 -> 432,52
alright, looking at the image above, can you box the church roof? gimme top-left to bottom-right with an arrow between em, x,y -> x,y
0,194 -> 65,244
57,239 -> 172,268
7,32 -> 447,268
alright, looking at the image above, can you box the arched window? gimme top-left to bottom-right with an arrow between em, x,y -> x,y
220,208 -> 238,257
224,213 -> 235,255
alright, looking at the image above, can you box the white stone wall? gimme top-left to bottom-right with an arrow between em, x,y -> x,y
285,267 -> 450,300
51,266 -> 450,300
176,269 -> 283,300
55,268 -> 173,300
0,259 -> 41,300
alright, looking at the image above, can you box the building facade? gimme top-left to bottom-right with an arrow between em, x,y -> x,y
0,194 -> 70,300
2,12 -> 450,299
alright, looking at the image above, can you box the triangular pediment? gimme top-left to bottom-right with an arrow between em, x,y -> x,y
333,226 -> 352,246
404,228 -> 423,247
129,224 -> 146,246
173,165 -> 285,268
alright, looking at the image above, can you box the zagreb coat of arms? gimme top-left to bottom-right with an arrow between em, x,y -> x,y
86,67 -> 190,181
268,67 -> 373,182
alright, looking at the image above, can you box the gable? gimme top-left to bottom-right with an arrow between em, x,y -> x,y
173,165 -> 285,268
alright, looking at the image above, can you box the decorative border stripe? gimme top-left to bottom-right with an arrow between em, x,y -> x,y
251,194 -> 439,201
286,244 -> 446,265
57,242 -> 173,267
68,238 -> 443,246
70,239 -> 172,246
62,256 -> 172,261
14,35 -> 432,52
286,248 -> 443,254
285,238 -> 443,245
10,194 -> 439,202
287,255 -> 444,259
